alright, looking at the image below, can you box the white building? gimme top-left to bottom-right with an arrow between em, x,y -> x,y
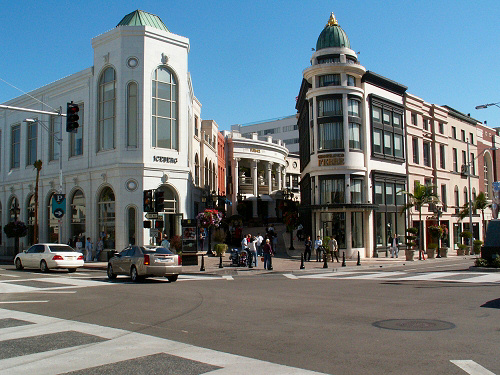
0,10 -> 214,256
296,13 -> 407,258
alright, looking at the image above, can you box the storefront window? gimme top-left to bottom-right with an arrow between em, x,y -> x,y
98,187 -> 115,249
128,207 -> 136,245
71,190 -> 86,241
351,178 -> 364,204
321,212 -> 346,249
320,176 -> 345,204
351,212 -> 364,248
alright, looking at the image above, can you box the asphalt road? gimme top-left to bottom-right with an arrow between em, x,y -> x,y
0,259 -> 498,374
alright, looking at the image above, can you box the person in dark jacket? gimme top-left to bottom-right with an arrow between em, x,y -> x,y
304,236 -> 312,262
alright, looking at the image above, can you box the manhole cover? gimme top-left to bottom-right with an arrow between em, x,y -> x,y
373,319 -> 455,331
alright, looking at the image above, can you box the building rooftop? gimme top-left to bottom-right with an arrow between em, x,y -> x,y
117,10 -> 169,32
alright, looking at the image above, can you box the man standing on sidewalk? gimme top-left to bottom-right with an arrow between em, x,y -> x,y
256,233 -> 263,256
314,235 -> 323,262
85,237 -> 93,262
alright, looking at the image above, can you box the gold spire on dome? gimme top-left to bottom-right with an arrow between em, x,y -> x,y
326,12 -> 338,27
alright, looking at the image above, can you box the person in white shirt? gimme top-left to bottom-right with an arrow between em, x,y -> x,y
256,233 -> 264,256
314,236 -> 323,262
161,234 -> 170,251
247,236 -> 258,267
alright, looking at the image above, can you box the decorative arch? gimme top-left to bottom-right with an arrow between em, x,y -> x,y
98,66 -> 116,151
151,65 -> 178,150
204,158 -> 209,188
156,184 -> 179,214
125,204 -> 137,246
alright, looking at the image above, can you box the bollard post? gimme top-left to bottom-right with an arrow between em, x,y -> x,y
219,254 -> 223,268
357,251 -> 361,266
200,254 -> 205,271
300,253 -> 305,269
323,253 -> 328,268
342,251 -> 346,267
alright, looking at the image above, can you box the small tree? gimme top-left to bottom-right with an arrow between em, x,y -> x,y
400,182 -> 439,255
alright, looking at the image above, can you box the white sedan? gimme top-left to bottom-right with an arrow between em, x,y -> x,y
14,243 -> 84,273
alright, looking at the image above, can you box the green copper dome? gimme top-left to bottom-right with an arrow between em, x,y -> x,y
316,13 -> 350,51
117,10 -> 169,32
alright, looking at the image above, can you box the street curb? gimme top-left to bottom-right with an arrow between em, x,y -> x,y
468,266 -> 500,272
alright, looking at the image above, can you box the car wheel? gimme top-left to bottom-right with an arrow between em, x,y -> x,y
40,260 -> 49,273
67,268 -> 76,273
130,266 -> 141,282
107,264 -> 117,280
167,275 -> 178,282
15,258 -> 23,270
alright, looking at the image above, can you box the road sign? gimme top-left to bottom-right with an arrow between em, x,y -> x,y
52,194 -> 66,218
145,213 -> 158,219
149,229 -> 159,237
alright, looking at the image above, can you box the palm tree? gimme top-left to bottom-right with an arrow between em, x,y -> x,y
458,192 -> 489,240
400,182 -> 439,258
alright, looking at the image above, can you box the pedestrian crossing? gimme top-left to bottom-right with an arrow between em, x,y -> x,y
0,308 -> 326,375
290,271 -> 500,284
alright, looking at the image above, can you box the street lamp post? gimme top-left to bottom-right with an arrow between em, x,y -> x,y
436,205 -> 442,258
282,188 -> 296,250
10,199 -> 20,254
467,139 -> 474,247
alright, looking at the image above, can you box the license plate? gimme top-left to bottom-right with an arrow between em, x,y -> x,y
66,256 -> 75,260
157,258 -> 173,263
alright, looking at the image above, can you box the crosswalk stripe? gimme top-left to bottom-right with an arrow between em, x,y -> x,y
284,274 -> 298,279
0,308 -> 326,375
451,360 -> 496,375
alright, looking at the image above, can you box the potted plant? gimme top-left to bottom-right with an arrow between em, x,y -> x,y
472,240 -> 483,256
405,227 -> 418,261
427,225 -> 443,259
460,231 -> 473,255
427,243 -> 438,259
214,243 -> 228,256
457,243 -> 467,256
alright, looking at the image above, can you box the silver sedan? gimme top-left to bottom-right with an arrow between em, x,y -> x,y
107,245 -> 181,282
14,243 -> 84,272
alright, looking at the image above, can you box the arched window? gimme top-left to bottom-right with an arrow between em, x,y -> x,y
204,158 -> 209,188
27,195 -> 35,246
454,186 -> 459,214
194,154 -> 200,186
464,187 -> 468,210
127,206 -> 136,245
127,82 -> 138,148
209,161 -> 213,190
47,193 -> 59,243
98,187 -> 115,249
152,66 -> 178,150
9,197 -> 19,222
212,163 -> 216,190
484,153 -> 493,198
98,67 -> 116,151
71,190 -> 86,241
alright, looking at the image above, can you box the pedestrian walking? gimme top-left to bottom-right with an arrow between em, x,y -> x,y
263,239 -> 273,269
256,233 -> 264,256
314,235 -> 323,262
199,229 -> 206,252
94,237 -> 104,261
85,237 -> 93,262
328,235 -> 339,262
272,232 -> 278,255
248,235 -> 258,267
76,236 -> 83,255
389,233 -> 399,258
304,236 -> 312,262
161,234 -> 170,250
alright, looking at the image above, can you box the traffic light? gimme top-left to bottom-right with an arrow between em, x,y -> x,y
155,190 -> 164,213
66,102 -> 80,133
154,220 -> 164,229
143,190 -> 153,212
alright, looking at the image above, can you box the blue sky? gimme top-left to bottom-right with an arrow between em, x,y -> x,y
1,0 -> 499,130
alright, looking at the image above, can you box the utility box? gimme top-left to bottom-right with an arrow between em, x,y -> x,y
181,219 -> 198,266
481,220 -> 500,261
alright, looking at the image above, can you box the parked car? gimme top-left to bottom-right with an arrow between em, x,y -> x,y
107,245 -> 181,282
14,243 -> 84,273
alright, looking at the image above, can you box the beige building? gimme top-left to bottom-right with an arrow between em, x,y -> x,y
405,93 -> 484,251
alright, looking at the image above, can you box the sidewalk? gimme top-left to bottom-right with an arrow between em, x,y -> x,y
81,223 -> 475,275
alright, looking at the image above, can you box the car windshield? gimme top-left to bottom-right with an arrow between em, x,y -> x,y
48,245 -> 75,253
141,246 -> 173,255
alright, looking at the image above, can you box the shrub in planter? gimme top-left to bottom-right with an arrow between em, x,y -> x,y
213,228 -> 227,243
473,240 -> 483,255
474,258 -> 489,267
492,256 -> 500,268
428,225 -> 443,242
323,236 -> 331,248
214,243 -> 228,256
457,243 -> 467,255
406,227 -> 418,249
3,221 -> 28,239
